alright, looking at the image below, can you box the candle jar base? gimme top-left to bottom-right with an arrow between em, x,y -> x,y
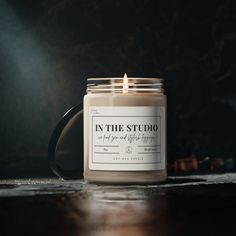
84,169 -> 167,184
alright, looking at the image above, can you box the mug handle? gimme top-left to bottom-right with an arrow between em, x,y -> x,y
48,104 -> 83,179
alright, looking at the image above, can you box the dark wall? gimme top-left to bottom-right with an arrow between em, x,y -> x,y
0,0 -> 235,177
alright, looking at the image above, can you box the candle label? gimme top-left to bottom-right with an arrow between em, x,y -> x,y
89,106 -> 166,171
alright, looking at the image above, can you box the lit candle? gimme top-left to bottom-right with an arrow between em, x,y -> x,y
84,75 -> 166,183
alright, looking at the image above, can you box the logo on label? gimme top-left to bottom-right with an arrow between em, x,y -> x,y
125,146 -> 133,154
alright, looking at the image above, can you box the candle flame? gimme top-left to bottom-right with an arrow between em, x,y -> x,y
123,73 -> 128,93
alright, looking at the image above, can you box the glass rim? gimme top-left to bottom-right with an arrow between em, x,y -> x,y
87,77 -> 163,82
86,77 -> 164,93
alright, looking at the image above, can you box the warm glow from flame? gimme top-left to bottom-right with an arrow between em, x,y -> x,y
123,73 -> 128,93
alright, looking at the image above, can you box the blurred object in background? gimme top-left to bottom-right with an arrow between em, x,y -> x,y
199,156 -> 211,172
210,157 -> 224,171
170,155 -> 235,174
171,155 -> 198,173
224,157 -> 234,170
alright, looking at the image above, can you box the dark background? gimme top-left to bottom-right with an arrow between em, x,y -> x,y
0,0 -> 235,178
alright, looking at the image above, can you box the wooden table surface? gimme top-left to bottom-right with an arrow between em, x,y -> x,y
0,174 -> 236,236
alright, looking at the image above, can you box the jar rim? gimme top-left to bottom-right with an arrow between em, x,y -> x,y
87,77 -> 163,83
86,77 -> 164,93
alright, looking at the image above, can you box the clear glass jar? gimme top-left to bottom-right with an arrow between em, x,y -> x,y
84,77 -> 166,184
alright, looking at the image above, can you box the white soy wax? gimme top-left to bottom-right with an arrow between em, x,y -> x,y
84,74 -> 166,183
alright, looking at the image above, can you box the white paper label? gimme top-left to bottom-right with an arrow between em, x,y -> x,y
89,106 -> 165,171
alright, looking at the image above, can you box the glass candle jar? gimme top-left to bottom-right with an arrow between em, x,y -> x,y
84,75 -> 166,184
